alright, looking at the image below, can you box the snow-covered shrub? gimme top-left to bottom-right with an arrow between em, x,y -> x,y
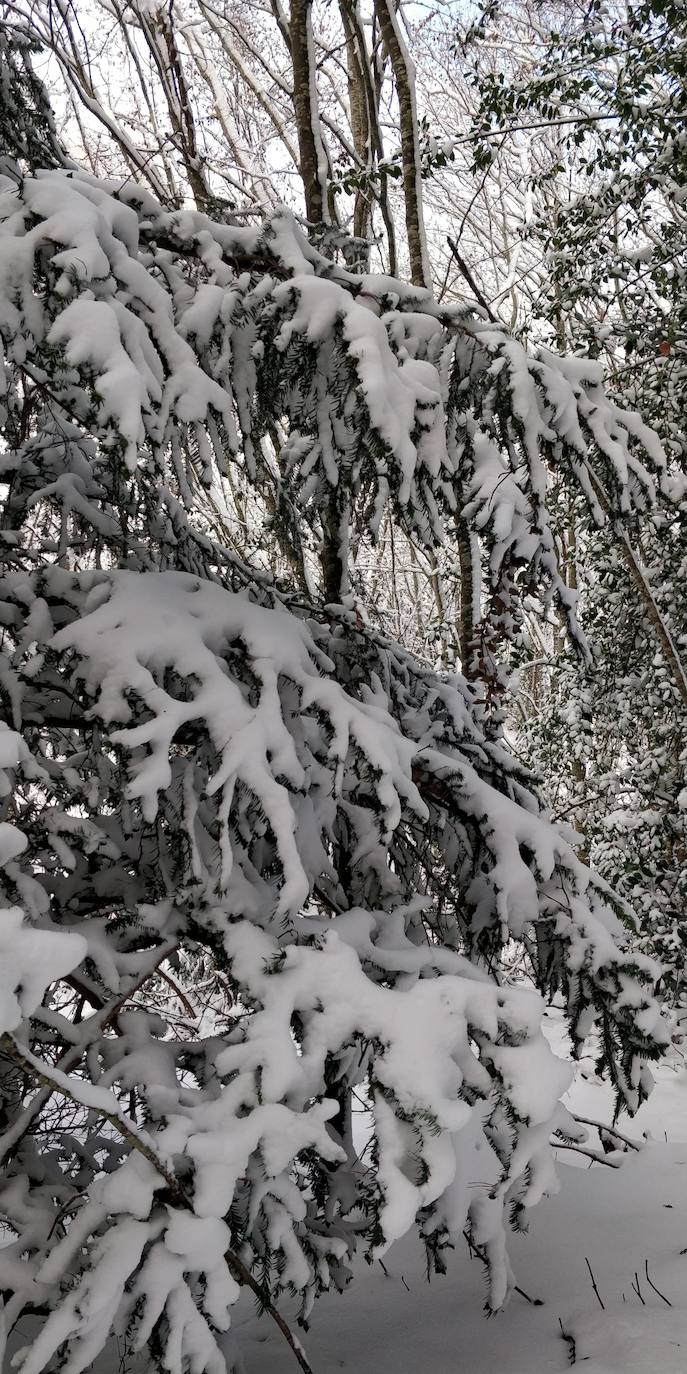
0,92 -> 669,1373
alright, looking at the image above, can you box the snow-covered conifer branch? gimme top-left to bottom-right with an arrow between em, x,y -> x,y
0,92 -> 671,1373
0,168 -> 667,648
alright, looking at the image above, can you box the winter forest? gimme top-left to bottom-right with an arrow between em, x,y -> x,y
0,0 -> 685,1370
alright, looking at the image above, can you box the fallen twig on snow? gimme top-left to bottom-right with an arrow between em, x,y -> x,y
585,1256 -> 605,1310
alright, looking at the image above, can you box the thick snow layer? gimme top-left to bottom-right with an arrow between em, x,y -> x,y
227,1009 -> 687,1374
0,908 -> 87,1035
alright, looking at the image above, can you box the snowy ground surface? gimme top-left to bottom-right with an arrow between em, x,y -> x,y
230,1006 -> 687,1374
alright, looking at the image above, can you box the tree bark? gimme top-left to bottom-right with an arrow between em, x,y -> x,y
321,494 -> 347,603
457,516 -> 479,676
341,0 -> 397,270
290,0 -> 329,225
374,0 -> 430,288
137,2 -> 212,211
340,0 -> 370,241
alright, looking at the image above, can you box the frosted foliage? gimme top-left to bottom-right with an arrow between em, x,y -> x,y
0,169 -> 667,649
0,561 -> 666,1371
0,907 -> 85,1033
518,515 -> 687,1006
0,153 -> 668,1374
0,728 -> 85,1034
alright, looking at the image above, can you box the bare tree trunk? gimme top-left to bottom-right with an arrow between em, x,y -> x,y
340,0 -> 370,240
186,28 -> 281,206
111,0 -> 180,202
374,0 -> 430,288
457,517 -> 479,676
321,494 -> 348,603
136,1 -> 211,211
290,0 -> 330,225
195,4 -> 299,187
340,0 -> 397,271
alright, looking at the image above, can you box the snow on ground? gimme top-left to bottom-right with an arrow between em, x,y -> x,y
230,1006 -> 687,1374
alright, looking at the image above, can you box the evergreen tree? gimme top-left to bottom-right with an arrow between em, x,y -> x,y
519,503 -> 687,1007
464,0 -> 687,451
0,22 -> 669,1374
0,19 -> 70,177
463,0 -> 687,1001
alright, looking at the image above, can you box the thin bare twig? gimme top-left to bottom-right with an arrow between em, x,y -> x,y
0,941 -> 178,1166
463,1231 -> 543,1305
447,237 -> 499,323
585,1256 -> 605,1310
644,1258 -> 672,1307
558,1316 -> 576,1365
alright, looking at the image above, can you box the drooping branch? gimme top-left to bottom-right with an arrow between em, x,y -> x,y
0,1032 -> 316,1374
0,941 -> 178,1166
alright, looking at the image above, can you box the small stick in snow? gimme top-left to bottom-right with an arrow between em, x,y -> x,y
631,1271 -> 646,1305
644,1259 -> 672,1307
558,1317 -> 576,1365
585,1257 -> 605,1310
463,1232 -> 542,1306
